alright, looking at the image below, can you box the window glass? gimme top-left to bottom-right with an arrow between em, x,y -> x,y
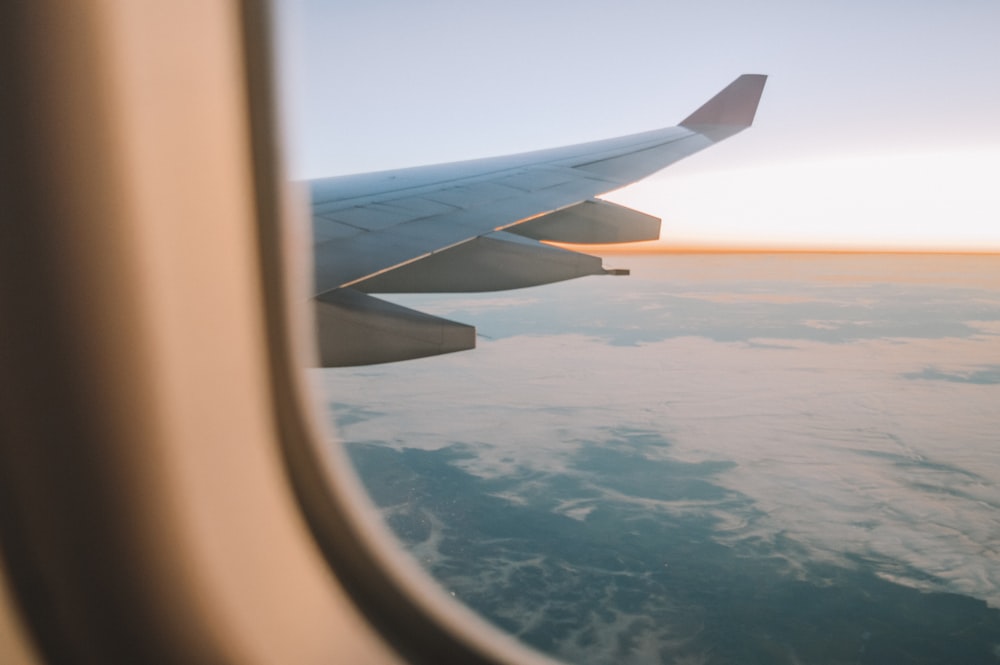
278,3 -> 1000,663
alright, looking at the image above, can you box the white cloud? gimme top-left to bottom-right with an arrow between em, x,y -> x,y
323,330 -> 1000,606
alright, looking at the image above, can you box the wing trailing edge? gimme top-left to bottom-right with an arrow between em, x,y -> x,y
357,232 -> 606,294
508,199 -> 661,244
315,289 -> 475,366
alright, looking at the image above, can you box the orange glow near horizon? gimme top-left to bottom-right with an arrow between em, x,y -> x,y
586,149 -> 1000,254
552,242 -> 1000,256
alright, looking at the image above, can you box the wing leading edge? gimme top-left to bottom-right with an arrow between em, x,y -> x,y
311,74 -> 766,366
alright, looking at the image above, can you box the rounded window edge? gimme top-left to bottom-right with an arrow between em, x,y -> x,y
241,3 -> 563,664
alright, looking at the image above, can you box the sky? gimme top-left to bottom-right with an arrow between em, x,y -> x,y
276,0 -> 1000,251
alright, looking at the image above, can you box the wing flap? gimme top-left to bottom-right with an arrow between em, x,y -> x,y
357,232 -> 606,293
508,199 -> 660,244
315,289 -> 475,367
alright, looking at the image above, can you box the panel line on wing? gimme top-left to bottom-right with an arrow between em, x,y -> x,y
313,171 -> 622,294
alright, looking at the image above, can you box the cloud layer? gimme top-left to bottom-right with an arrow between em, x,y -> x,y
320,253 -> 1000,658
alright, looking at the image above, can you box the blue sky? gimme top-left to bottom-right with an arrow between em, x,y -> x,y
277,1 -> 1000,250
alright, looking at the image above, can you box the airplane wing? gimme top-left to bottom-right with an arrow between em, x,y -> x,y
310,74 -> 767,366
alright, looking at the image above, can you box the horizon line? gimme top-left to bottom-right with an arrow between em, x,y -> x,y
549,242 -> 1000,256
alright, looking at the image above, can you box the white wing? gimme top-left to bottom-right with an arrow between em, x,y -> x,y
310,74 -> 767,366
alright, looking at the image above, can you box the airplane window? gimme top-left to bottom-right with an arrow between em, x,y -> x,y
276,3 -> 1000,664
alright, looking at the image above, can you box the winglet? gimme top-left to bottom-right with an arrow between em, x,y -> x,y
680,74 -> 767,129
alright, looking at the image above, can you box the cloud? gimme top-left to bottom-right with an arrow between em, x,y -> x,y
322,256 -> 1000,611
325,329 -> 1000,608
